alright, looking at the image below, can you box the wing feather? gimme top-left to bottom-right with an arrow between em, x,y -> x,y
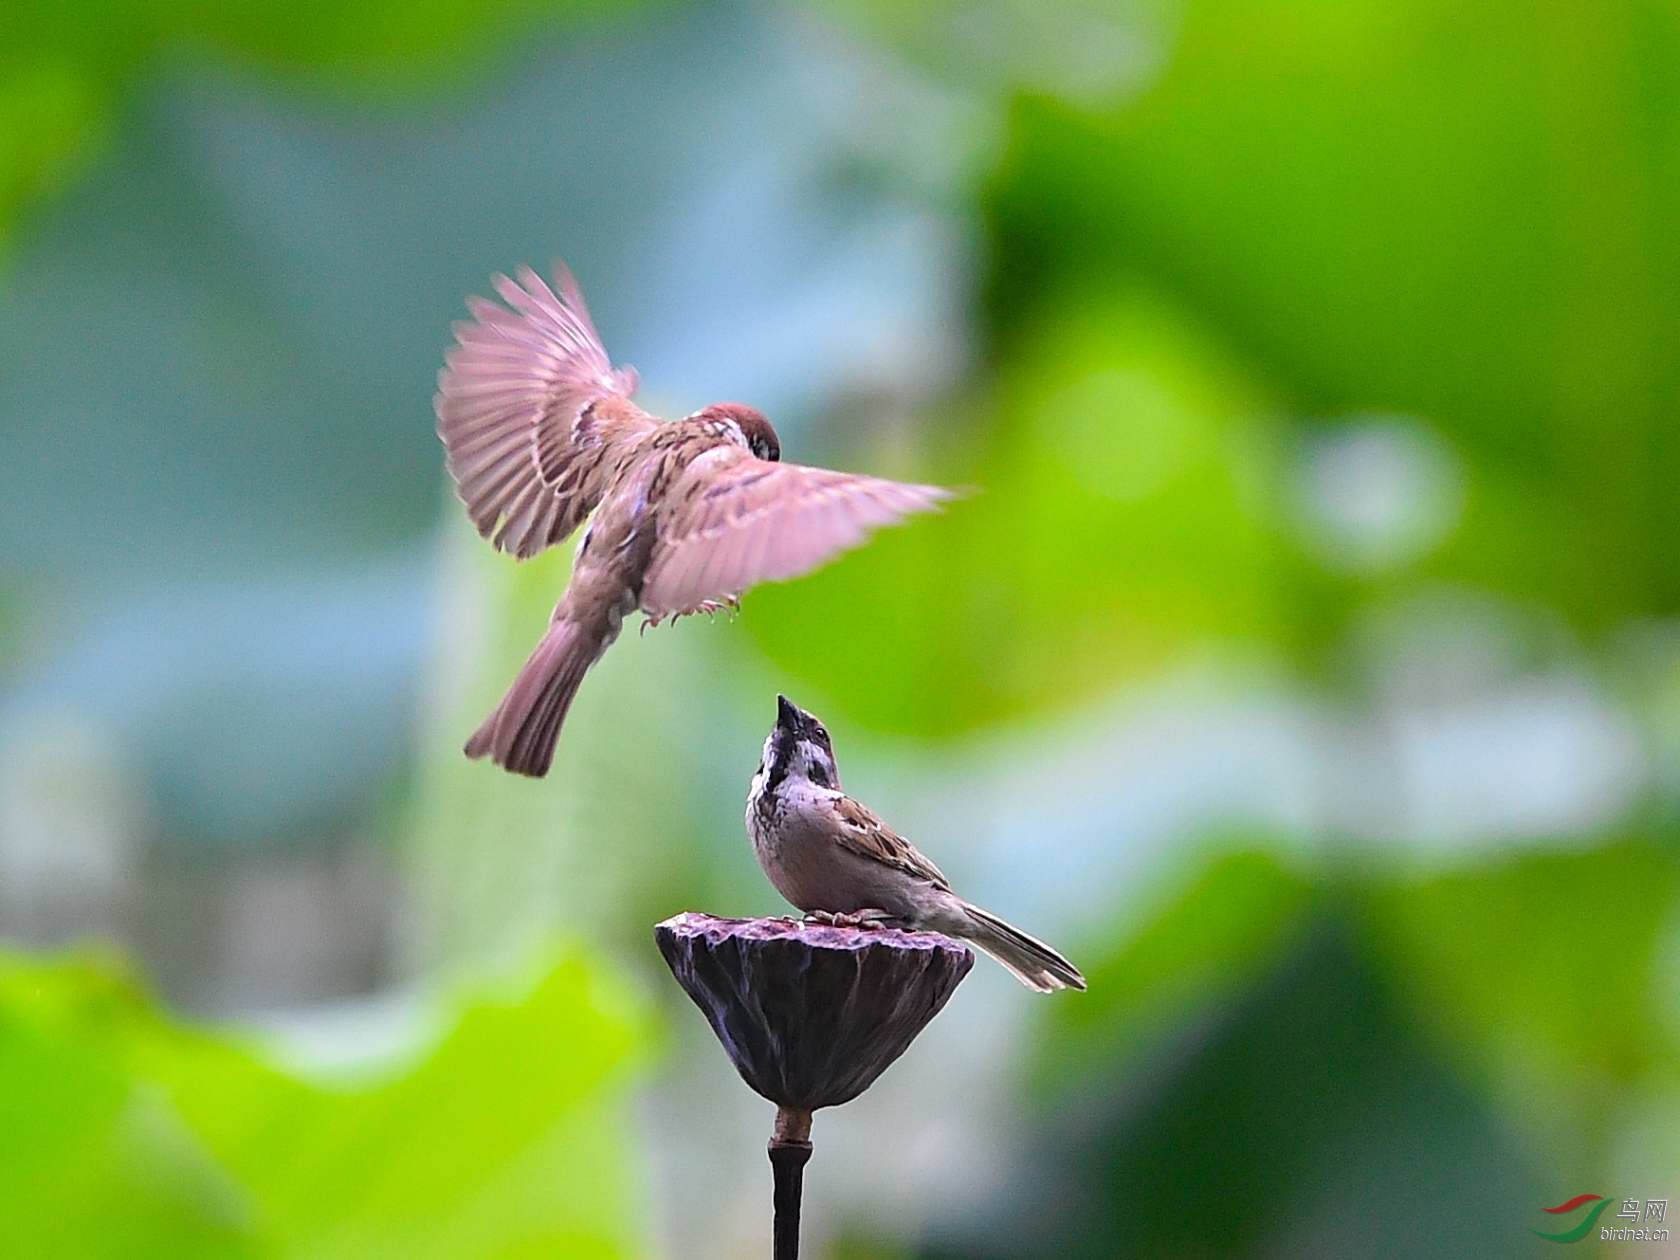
435,262 -> 656,559
641,451 -> 952,618
832,796 -> 950,889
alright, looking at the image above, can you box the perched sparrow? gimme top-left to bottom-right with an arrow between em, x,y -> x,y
435,263 -> 952,777
747,696 -> 1086,993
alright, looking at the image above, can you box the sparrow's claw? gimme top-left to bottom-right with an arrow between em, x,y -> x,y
852,908 -> 898,930
803,908 -> 895,931
654,594 -> 744,628
662,599 -> 727,626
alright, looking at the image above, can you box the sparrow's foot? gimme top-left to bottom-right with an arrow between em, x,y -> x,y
804,908 -> 895,931
659,600 -> 731,627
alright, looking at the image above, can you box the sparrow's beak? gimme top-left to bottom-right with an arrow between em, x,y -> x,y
776,694 -> 799,729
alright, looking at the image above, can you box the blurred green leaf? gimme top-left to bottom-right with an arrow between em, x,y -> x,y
1034,847 -> 1313,1099
0,59 -> 108,262
0,963 -> 255,1256
929,912 -> 1543,1260
941,840 -> 1680,1256
986,0 -> 1680,631
0,945 -> 652,1258
1363,839 -> 1680,1151
0,0 -> 650,256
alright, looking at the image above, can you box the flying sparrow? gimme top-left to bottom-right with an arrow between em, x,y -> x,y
435,263 -> 953,777
747,695 -> 1086,993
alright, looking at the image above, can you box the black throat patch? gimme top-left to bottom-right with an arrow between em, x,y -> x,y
762,724 -> 797,797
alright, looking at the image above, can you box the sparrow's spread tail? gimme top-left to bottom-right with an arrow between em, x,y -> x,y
954,901 -> 1086,993
465,618 -> 601,777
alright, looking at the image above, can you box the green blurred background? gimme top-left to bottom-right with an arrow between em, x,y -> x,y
3,1 -> 1677,1256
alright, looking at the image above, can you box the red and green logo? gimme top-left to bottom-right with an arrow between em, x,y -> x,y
1531,1195 -> 1613,1243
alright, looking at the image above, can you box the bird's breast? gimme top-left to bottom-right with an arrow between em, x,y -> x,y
747,789 -> 920,919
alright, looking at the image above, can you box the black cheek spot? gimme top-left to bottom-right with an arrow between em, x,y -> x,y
808,764 -> 829,788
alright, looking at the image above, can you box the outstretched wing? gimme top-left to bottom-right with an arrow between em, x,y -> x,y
831,795 -> 951,889
640,447 -> 952,619
435,263 -> 657,559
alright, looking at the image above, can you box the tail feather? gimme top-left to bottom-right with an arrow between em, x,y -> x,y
465,619 -> 600,777
956,902 -> 1086,993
